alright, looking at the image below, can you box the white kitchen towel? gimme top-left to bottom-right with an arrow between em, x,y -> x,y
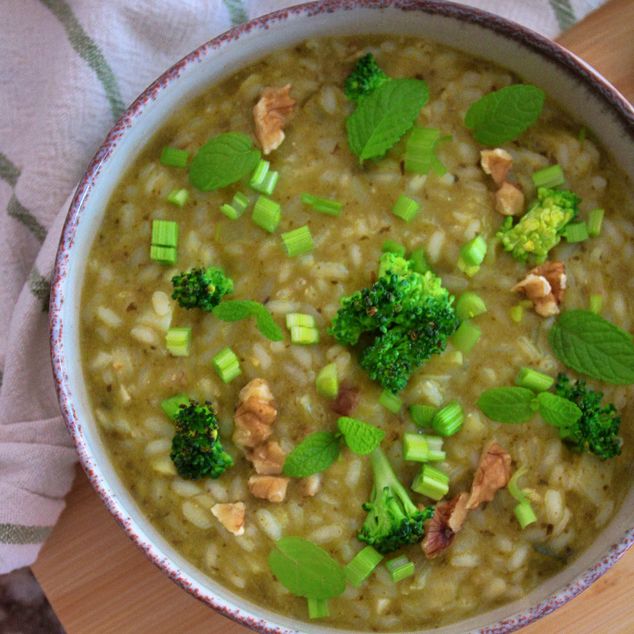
0,0 -> 605,573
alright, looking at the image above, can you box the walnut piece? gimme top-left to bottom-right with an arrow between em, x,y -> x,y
248,440 -> 286,475
233,378 -> 277,449
330,384 -> 360,416
495,181 -> 525,216
248,475 -> 290,503
513,261 -> 566,317
253,84 -> 296,154
211,502 -> 246,536
466,442 -> 512,510
422,493 -> 469,559
480,148 -> 513,186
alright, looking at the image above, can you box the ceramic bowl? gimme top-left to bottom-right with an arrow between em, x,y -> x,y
50,1 -> 634,632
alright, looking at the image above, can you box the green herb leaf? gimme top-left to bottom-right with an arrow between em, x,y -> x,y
464,85 -> 545,146
189,132 -> 261,191
268,536 -> 346,600
477,387 -> 536,423
212,300 -> 283,341
537,392 -> 582,429
337,417 -> 385,455
548,310 -> 634,384
283,432 -> 341,478
346,79 -> 429,162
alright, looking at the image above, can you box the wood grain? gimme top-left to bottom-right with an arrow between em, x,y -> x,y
33,2 -> 634,633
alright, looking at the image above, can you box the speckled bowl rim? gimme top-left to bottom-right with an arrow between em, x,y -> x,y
49,1 -> 634,633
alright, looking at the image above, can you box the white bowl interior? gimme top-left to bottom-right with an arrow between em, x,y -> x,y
57,5 -> 634,633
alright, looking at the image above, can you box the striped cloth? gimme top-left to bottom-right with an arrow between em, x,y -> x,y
0,0 -> 605,573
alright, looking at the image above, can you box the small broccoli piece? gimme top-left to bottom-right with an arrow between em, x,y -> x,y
553,374 -> 622,460
358,448 -> 435,553
344,53 -> 390,102
497,187 -> 580,263
171,267 -> 233,311
170,401 -> 234,479
329,253 -> 459,392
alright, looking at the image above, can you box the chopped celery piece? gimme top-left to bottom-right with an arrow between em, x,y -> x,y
316,363 -> 339,398
379,390 -> 402,414
307,598 -> 329,619
432,401 -> 463,437
250,159 -> 270,187
301,193 -> 343,216
151,219 -> 179,247
382,240 -> 406,257
392,195 -> 420,222
220,203 -> 239,220
160,146 -> 189,168
411,464 -> 449,500
167,188 -> 189,207
212,347 -> 241,383
564,221 -> 589,243
455,292 -> 487,320
281,225 -> 314,257
510,304 -> 524,323
403,433 -> 429,462
515,367 -> 554,392
220,191 -> 250,220
166,327 -> 191,357
345,546 -> 383,587
508,466 -> 537,529
409,247 -> 430,274
587,208 -> 604,237
457,235 -> 487,277
515,500 -> 537,529
385,555 -> 415,583
451,320 -> 481,353
290,326 -> 319,345
531,164 -> 565,188
160,394 -> 190,420
589,294 -> 603,314
252,196 -> 281,233
150,244 -> 177,264
286,313 -> 315,329
409,404 -> 436,428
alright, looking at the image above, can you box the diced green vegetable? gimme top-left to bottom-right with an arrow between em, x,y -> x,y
532,164 -> 565,189
510,304 -> 524,323
385,555 -> 415,583
160,146 -> 189,168
382,240 -> 406,257
515,367 -> 554,392
455,292 -> 487,320
432,401 -> 463,436
307,597 -> 330,619
564,221 -> 589,243
166,327 -> 191,357
149,244 -> 177,264
281,225 -> 314,257
316,363 -> 339,399
252,196 -> 281,233
167,188 -> 189,207
160,394 -> 190,420
457,235 -> 487,277
212,347 -> 241,383
151,219 -> 179,247
220,191 -> 250,219
250,160 -> 279,195
409,247 -> 430,274
344,546 -> 383,587
301,193 -> 343,217
286,313 -> 315,329
290,325 -> 320,345
409,404 -> 436,428
507,466 -> 537,529
402,433 -> 445,462
392,195 -> 420,222
587,208 -> 604,237
451,320 -> 481,353
379,390 -> 402,414
589,294 -> 603,314
411,464 -> 449,500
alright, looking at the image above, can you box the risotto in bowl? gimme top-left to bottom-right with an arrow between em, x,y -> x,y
50,2 -> 634,632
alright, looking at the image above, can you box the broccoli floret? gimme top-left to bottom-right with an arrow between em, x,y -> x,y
329,253 -> 459,392
497,187 -> 579,263
344,53 -> 390,102
358,448 -> 435,553
170,401 -> 234,479
171,267 -> 233,311
553,374 -> 622,460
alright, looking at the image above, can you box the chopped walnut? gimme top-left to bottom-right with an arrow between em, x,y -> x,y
330,384 -> 360,416
211,502 -> 246,536
300,473 -> 322,497
480,148 -> 513,186
248,475 -> 290,503
512,261 -> 566,318
495,181 -> 525,216
248,440 -> 286,475
253,84 -> 296,154
422,493 -> 469,559
233,378 -> 278,449
466,442 -> 512,510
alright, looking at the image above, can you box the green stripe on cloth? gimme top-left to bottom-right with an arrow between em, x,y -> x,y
29,267 -> 51,312
7,194 -> 47,242
549,0 -> 577,31
0,523 -> 52,545
223,0 -> 249,26
0,152 -> 21,187
40,0 -> 125,120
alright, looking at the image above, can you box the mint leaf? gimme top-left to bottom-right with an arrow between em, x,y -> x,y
189,132 -> 260,191
477,387 -> 536,423
537,392 -> 582,428
283,432 -> 340,477
212,300 -> 283,341
268,537 -> 346,600
465,84 -> 545,146
346,78 -> 429,162
337,417 -> 385,455
548,310 -> 634,384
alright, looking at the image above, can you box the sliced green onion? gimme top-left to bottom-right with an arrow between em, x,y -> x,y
345,546 -> 383,587
564,221 -> 589,243
385,555 -> 415,583
250,160 -> 279,195
531,164 -> 565,188
404,127 -> 448,176
379,390 -> 402,414
151,219 -> 179,247
510,304 -> 524,323
409,247 -> 430,274
515,367 -> 554,392
455,292 -> 487,320
160,394 -> 190,420
382,240 -> 406,257
301,193 -> 343,217
403,433 -> 446,462
212,347 -> 241,383
220,191 -> 250,220
409,404 -> 437,428
587,208 -> 604,237
316,363 -> 339,399
167,188 -> 189,207
391,195 -> 420,222
286,313 -> 315,329
589,293 -> 603,314
451,320 -> 481,353
160,146 -> 189,168
432,401 -> 463,437
166,327 -> 191,357
307,598 -> 329,620
252,196 -> 281,233
281,225 -> 314,257
457,235 -> 487,277
149,245 -> 177,265
508,466 -> 537,529
290,326 -> 319,345
411,464 -> 449,501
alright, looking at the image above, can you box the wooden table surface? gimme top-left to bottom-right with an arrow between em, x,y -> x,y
33,1 -> 634,633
